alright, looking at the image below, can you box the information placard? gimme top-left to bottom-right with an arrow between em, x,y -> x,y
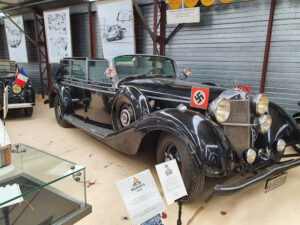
155,159 -> 187,205
167,7 -> 200,24
116,169 -> 165,225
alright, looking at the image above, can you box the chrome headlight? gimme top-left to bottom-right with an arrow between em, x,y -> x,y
277,139 -> 286,152
252,94 -> 269,115
259,114 -> 272,133
12,85 -> 22,94
209,98 -> 230,123
244,148 -> 257,164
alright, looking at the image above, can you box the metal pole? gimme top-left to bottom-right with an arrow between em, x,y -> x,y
260,0 -> 276,93
88,3 -> 96,58
177,199 -> 183,225
153,0 -> 158,55
133,0 -> 156,42
159,1 -> 166,56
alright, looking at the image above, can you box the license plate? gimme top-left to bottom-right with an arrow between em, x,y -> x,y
265,173 -> 287,193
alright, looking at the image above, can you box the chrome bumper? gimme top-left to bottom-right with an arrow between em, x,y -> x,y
8,103 -> 35,109
214,158 -> 300,195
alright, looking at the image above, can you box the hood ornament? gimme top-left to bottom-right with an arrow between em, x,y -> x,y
233,80 -> 240,90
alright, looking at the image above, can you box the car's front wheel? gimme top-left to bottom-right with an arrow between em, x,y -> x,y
24,108 -> 33,117
293,117 -> 300,152
156,132 -> 205,202
54,95 -> 71,128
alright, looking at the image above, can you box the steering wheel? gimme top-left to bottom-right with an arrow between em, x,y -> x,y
147,68 -> 165,75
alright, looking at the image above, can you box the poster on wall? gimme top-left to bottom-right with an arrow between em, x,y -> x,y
4,15 -> 28,63
44,8 -> 72,63
97,0 -> 136,59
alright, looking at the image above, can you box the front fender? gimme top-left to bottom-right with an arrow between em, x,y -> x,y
135,109 -> 235,177
268,102 -> 300,146
49,83 -> 73,114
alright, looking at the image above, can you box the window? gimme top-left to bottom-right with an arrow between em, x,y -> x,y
88,60 -> 110,83
61,59 -> 71,78
72,60 -> 86,80
114,56 -> 176,79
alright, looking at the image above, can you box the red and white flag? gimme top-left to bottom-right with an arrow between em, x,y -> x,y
15,68 -> 28,87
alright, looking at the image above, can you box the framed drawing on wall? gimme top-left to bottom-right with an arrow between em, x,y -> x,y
44,8 -> 72,63
97,0 -> 136,59
4,15 -> 28,63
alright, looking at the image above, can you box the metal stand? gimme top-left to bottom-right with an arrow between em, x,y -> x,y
176,198 -> 184,225
2,206 -> 10,225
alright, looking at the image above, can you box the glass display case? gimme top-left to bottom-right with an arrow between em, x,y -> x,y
0,144 -> 91,225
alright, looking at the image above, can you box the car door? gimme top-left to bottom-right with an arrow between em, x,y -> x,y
84,59 -> 115,126
61,59 -> 87,119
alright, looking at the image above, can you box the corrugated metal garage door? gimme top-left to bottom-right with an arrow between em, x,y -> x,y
137,0 -> 271,96
137,0 -> 300,114
0,24 -> 9,59
71,13 -> 90,57
265,0 -> 300,114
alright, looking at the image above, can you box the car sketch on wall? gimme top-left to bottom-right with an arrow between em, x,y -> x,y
46,55 -> 300,201
104,25 -> 126,42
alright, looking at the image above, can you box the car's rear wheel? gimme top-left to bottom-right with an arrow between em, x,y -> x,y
112,96 -> 137,131
24,107 -> 33,117
54,95 -> 71,128
293,117 -> 300,152
156,132 -> 205,202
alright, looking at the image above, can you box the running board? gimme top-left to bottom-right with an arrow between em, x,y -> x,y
64,115 -> 113,139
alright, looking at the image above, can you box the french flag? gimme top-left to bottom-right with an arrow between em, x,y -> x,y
15,68 -> 28,88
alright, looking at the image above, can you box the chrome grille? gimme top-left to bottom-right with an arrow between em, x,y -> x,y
224,100 -> 251,155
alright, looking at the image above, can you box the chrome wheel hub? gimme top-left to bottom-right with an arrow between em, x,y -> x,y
57,105 -> 62,117
120,109 -> 131,127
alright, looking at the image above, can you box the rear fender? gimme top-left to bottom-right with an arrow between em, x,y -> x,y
111,86 -> 151,117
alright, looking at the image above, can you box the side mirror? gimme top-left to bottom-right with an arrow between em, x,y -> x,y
105,68 -> 117,79
181,68 -> 192,79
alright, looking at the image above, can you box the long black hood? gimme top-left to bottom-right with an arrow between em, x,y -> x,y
121,78 -> 227,105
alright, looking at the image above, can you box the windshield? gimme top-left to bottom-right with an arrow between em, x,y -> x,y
114,55 -> 177,79
0,61 -> 16,77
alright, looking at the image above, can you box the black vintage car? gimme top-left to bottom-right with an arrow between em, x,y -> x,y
47,55 -> 300,201
0,60 -> 35,116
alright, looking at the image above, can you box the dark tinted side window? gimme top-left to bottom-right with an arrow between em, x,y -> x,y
88,60 -> 110,83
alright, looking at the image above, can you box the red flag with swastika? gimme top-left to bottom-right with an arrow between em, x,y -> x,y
190,87 -> 210,109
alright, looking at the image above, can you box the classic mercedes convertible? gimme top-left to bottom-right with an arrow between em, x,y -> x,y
47,55 -> 300,201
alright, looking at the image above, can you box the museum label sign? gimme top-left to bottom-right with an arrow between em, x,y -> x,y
116,169 -> 165,225
167,7 -> 200,24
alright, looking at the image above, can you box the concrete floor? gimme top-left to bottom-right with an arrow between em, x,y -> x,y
5,95 -> 300,225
